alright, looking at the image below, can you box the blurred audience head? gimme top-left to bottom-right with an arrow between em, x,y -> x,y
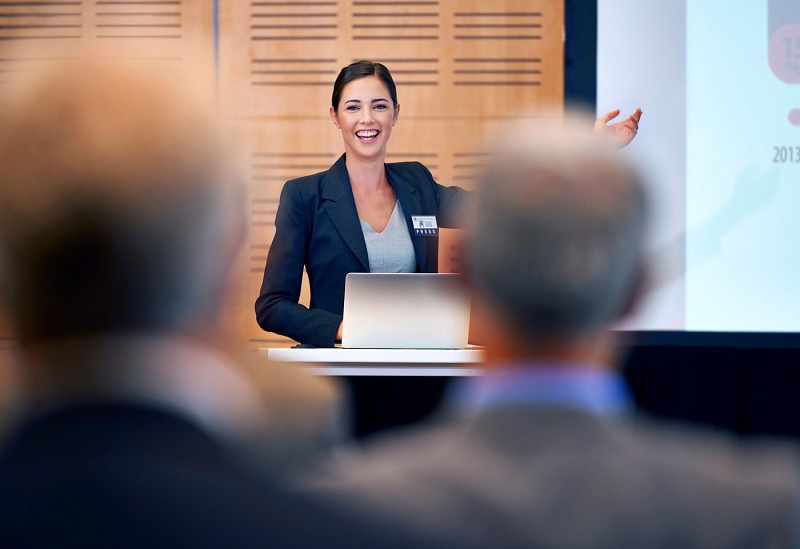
465,113 -> 649,349
0,52 -> 245,345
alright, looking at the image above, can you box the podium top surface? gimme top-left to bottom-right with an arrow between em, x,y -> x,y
261,347 -> 485,377
264,347 -> 484,364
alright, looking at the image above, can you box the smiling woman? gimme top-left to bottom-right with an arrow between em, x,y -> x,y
255,61 -> 468,348
253,60 -> 642,348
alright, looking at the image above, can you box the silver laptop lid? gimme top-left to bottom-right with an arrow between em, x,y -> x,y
341,273 -> 470,349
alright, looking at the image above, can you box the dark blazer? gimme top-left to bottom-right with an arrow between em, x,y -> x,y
255,154 -> 468,348
0,402 -> 424,548
314,406 -> 800,548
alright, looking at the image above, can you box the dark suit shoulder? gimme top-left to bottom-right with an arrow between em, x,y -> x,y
386,160 -> 427,170
285,158 -> 433,194
277,171 -> 332,215
0,403 -> 395,549
284,155 -> 351,203
282,170 -> 327,198
616,413 -> 800,484
386,160 -> 434,180
312,408 -> 800,549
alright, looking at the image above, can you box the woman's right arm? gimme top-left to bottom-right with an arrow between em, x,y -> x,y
254,181 -> 342,347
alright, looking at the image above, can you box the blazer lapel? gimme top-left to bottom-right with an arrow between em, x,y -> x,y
322,155 -> 370,270
387,165 -> 429,271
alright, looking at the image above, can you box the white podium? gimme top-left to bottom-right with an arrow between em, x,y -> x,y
262,347 -> 484,377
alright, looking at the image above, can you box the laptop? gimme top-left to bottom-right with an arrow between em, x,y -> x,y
341,273 -> 470,349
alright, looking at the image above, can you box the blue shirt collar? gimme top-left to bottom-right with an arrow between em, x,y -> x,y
450,363 -> 633,416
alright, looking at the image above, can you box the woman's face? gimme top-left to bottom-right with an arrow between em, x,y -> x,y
330,75 -> 399,164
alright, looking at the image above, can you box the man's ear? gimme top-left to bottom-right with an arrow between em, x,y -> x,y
617,262 -> 648,322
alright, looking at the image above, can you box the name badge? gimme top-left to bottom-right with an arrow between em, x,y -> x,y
412,215 -> 439,236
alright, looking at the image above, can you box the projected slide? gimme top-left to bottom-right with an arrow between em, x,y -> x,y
599,0 -> 800,332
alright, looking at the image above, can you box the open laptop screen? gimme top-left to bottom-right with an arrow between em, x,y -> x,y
341,273 -> 470,349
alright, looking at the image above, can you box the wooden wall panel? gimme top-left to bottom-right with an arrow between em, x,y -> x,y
220,0 -> 562,117
0,1 -> 213,61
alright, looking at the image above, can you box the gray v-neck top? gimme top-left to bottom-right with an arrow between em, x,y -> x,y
359,201 -> 417,273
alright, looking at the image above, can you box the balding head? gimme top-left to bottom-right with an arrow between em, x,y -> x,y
466,115 -> 648,346
0,56 -> 245,344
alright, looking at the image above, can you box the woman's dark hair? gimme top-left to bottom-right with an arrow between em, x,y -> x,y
331,60 -> 398,111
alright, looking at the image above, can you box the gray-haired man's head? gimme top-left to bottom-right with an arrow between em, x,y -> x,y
465,117 -> 648,345
0,56 -> 245,344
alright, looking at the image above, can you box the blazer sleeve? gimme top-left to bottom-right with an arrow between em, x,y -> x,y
254,180 -> 342,348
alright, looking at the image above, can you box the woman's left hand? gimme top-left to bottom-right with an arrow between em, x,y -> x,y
593,108 -> 642,149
